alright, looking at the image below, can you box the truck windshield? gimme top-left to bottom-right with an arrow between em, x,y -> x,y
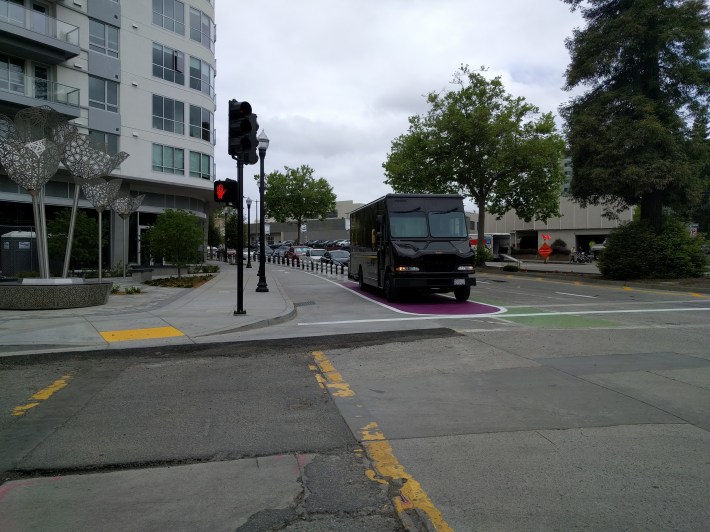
389,212 -> 428,238
428,211 -> 468,238
389,211 -> 468,238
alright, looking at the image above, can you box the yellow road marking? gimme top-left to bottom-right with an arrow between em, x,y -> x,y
312,351 -> 354,397
100,326 -> 184,342
311,351 -> 453,531
13,374 -> 71,416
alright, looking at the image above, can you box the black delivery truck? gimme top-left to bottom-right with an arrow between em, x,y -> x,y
348,194 -> 475,301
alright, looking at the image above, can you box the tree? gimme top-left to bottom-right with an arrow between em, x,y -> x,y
561,0 -> 710,233
207,211 -> 222,249
47,208 -> 102,271
383,65 -> 567,256
142,209 -> 203,277
260,165 -> 337,244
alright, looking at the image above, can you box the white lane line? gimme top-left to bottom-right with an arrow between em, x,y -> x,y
297,306 -> 710,326
555,291 -> 598,298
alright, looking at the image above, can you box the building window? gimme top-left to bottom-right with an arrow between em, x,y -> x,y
0,54 -> 24,94
189,7 -> 215,52
152,94 -> 184,134
152,43 -> 184,85
89,76 -> 118,112
152,0 -> 184,35
89,19 -> 119,58
0,0 -> 24,26
188,56 -> 215,97
152,144 -> 184,174
189,105 -> 213,142
88,130 -> 119,156
189,151 -> 211,180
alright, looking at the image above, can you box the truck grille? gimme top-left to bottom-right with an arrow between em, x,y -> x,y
422,254 -> 456,272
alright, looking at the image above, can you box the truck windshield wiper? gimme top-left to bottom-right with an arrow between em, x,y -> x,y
431,208 -> 460,214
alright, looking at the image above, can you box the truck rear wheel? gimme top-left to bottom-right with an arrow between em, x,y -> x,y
454,285 -> 470,302
383,273 -> 397,301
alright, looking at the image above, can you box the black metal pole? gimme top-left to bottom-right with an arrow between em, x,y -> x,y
235,160 -> 246,315
223,209 -> 228,263
256,147 -> 269,292
246,202 -> 252,268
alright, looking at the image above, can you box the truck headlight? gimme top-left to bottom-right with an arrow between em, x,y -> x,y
395,266 -> 420,272
457,265 -> 475,271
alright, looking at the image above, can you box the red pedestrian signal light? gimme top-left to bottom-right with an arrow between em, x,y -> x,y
213,179 -> 237,204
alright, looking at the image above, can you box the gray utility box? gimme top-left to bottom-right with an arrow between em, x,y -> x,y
1,231 -> 38,277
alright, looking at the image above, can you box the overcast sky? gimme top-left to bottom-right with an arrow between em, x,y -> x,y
214,1 -> 583,214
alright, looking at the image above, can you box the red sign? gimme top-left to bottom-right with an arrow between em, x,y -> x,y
538,243 -> 552,257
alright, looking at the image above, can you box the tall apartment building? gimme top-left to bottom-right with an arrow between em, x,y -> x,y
0,0 -> 216,269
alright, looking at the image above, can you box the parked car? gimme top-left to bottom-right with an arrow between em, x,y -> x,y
304,248 -> 327,263
284,246 -> 311,260
272,245 -> 291,259
321,250 -> 350,268
590,239 -> 607,260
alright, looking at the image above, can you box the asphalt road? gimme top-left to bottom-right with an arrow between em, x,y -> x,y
1,269 -> 709,531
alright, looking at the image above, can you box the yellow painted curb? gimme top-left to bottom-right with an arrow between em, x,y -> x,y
100,326 -> 185,342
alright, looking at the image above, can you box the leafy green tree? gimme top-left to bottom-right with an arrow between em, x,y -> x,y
224,209 -> 242,250
207,211 -> 223,248
47,209 -> 102,271
142,209 -> 204,277
561,0 -> 710,233
260,165 -> 337,244
383,65 -> 567,256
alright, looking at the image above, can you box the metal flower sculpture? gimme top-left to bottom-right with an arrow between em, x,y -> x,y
111,194 -> 145,277
0,106 -> 71,278
60,132 -> 129,277
82,177 -> 123,282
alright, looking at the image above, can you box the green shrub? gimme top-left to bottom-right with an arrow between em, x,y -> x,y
474,245 -> 493,266
598,219 -> 708,280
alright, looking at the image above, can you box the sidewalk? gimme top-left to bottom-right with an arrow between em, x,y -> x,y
0,261 -> 295,357
1,259 -> 708,358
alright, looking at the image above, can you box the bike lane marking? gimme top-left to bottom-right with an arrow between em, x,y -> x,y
310,350 -> 453,532
12,374 -> 72,417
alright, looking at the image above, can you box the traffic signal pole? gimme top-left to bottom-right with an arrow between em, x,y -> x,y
226,98 -> 259,316
234,158 -> 246,315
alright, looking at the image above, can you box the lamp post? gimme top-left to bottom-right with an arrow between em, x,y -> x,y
223,207 -> 229,263
245,196 -> 252,268
256,131 -> 269,292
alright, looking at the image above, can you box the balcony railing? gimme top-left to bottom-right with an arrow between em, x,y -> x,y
0,0 -> 79,46
0,73 -> 79,108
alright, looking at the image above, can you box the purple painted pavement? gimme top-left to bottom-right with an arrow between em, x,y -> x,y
341,281 -> 502,316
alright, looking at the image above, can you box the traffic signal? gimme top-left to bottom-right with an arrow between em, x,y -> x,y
228,100 -> 259,163
213,179 -> 238,204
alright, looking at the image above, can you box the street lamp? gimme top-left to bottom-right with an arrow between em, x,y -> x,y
245,196 -> 252,268
256,130 -> 269,292
222,207 -> 229,263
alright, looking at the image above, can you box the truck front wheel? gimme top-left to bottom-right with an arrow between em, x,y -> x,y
454,285 -> 470,302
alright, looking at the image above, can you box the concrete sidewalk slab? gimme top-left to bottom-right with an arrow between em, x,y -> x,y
0,261 -> 295,357
0,454 -> 310,532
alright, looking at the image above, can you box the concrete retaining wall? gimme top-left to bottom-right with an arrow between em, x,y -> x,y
0,281 -> 113,310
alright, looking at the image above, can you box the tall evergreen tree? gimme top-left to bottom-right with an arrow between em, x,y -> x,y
561,0 -> 710,233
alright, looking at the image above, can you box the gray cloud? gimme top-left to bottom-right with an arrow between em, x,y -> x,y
215,1 -> 582,206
